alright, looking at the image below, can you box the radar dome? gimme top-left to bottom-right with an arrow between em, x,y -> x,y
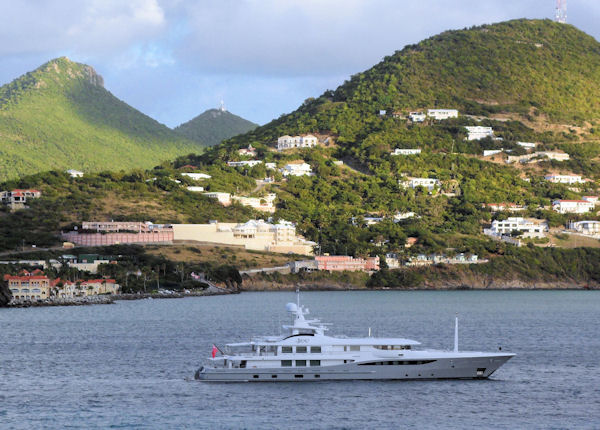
286,303 -> 298,312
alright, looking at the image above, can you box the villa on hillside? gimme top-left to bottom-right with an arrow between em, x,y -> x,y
552,200 -> 594,214
545,174 -> 583,184
408,112 -> 426,122
280,161 -> 313,177
484,217 -> 548,239
238,144 -> 257,156
277,135 -> 319,151
203,192 -> 232,205
66,169 -> 84,178
482,203 -> 526,213
62,222 -> 174,246
465,126 -> 494,141
227,160 -> 263,168
0,189 -> 41,209
568,220 -> 600,236
400,177 -> 441,191
391,148 -> 421,155
181,172 -> 212,180
516,141 -> 537,150
427,109 -> 458,120
508,152 -> 570,164
232,193 -> 277,213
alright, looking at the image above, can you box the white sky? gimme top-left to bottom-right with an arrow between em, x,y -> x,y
0,0 -> 599,126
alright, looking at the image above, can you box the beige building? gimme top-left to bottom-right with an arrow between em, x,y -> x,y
172,220 -> 316,255
5,274 -> 50,301
277,135 -> 318,151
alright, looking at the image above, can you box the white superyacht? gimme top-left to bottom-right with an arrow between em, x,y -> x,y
195,295 -> 515,382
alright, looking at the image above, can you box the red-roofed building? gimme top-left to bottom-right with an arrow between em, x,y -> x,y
0,189 -> 41,208
5,274 -> 50,300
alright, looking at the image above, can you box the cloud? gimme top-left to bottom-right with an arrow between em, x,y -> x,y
0,0 -> 166,56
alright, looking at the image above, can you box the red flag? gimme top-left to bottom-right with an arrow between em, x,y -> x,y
211,345 -> 218,358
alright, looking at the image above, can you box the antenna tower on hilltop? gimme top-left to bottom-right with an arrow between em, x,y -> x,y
555,0 -> 567,23
219,99 -> 226,112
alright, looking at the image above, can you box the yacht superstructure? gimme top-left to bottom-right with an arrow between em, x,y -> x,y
195,296 -> 515,382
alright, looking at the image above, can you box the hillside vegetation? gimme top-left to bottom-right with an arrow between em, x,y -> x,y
175,108 -> 258,146
0,57 -> 204,181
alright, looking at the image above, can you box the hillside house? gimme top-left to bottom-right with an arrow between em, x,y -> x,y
1,189 -> 41,208
482,203 -> 526,212
393,212 -> 416,222
483,149 -> 504,157
238,144 -> 257,156
186,186 -> 204,192
400,177 -> 441,191
62,222 -> 174,246
281,161 -> 313,177
66,169 -> 84,178
485,217 -> 548,238
552,200 -> 594,214
516,141 -> 537,150
583,196 -> 599,205
465,126 -> 494,141
265,162 -> 277,170
277,134 -> 318,151
391,148 -> 421,155
231,193 -> 277,213
227,160 -> 263,168
427,109 -> 458,120
545,174 -> 583,184
568,221 -> 600,236
203,192 -> 232,205
408,112 -> 426,122
182,172 -> 211,180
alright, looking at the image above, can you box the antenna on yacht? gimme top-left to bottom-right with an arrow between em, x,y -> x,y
296,287 -> 300,307
368,327 -> 372,337
454,314 -> 459,353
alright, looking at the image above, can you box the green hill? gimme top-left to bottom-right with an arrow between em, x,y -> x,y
0,57 -> 204,181
174,108 -> 258,146
224,19 -> 600,149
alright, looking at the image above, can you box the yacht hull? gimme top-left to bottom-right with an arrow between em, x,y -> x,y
195,354 -> 514,382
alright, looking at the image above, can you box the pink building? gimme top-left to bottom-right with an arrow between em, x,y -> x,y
315,255 -> 380,272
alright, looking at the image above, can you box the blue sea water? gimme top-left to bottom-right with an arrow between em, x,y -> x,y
1,290 -> 599,429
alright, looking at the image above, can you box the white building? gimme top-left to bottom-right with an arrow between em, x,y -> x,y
277,135 -> 318,151
427,109 -> 458,120
181,172 -> 212,180
391,148 -> 421,156
227,160 -> 263,168
408,112 -> 426,122
583,196 -> 599,205
203,192 -> 232,205
568,221 -> 600,236
66,169 -> 84,178
516,141 -> 537,150
552,200 -> 594,214
485,217 -> 548,238
393,212 -> 416,222
238,144 -> 257,156
483,149 -> 503,157
538,151 -> 570,162
400,178 -> 441,191
281,162 -> 313,177
186,186 -> 205,192
232,193 -> 277,213
465,126 -> 494,141
265,162 -> 277,170
545,174 -> 583,184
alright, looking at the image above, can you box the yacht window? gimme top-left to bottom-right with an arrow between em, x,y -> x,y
281,346 -> 292,353
314,374 -> 320,378
296,360 -> 306,367
310,360 -> 321,367
310,346 -> 321,353
294,375 -> 304,378
253,375 -> 259,379
281,360 -> 292,367
296,346 -> 307,353
350,346 -> 360,352
240,361 -> 247,368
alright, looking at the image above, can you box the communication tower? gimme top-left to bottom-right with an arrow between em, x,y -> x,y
219,99 -> 226,112
555,0 -> 567,23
